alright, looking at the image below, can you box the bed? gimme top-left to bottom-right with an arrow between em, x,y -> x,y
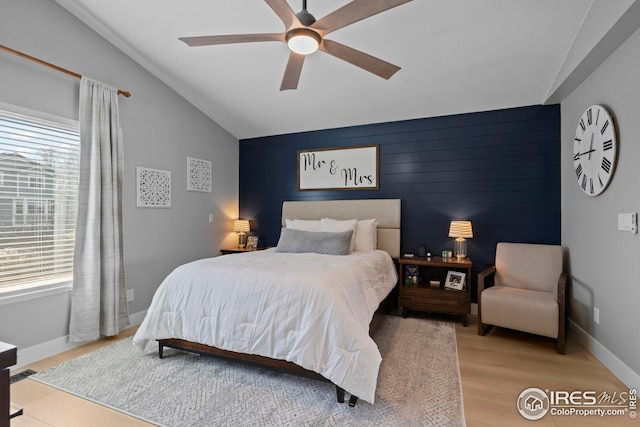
132,199 -> 401,406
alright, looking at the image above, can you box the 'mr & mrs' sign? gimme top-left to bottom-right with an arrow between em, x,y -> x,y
297,145 -> 379,191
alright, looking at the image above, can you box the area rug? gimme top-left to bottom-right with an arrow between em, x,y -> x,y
32,316 -> 465,426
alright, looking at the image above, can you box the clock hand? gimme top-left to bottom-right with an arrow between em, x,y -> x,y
574,149 -> 596,159
588,133 -> 594,160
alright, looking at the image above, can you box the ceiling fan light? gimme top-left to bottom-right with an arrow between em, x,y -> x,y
286,29 -> 321,55
288,36 -> 318,55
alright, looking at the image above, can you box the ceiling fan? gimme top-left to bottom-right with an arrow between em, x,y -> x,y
179,0 -> 412,91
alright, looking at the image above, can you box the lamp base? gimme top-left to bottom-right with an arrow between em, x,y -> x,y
454,237 -> 467,258
238,232 -> 247,248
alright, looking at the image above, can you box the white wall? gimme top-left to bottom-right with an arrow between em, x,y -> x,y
561,27 -> 640,388
0,0 -> 239,357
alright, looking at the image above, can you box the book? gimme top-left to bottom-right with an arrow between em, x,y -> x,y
404,265 -> 420,286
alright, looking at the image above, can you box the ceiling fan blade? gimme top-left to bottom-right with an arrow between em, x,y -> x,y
311,0 -> 412,35
264,0 -> 301,29
320,39 -> 400,80
280,52 -> 305,91
179,33 -> 284,47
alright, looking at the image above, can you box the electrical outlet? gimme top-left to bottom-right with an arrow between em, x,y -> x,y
594,307 -> 600,324
126,289 -> 134,302
208,214 -> 213,223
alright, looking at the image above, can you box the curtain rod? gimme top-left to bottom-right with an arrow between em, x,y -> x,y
0,44 -> 131,98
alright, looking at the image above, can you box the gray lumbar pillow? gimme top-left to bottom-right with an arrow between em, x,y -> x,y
275,228 -> 353,255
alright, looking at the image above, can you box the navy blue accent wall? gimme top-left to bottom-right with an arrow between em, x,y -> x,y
239,104 -> 560,299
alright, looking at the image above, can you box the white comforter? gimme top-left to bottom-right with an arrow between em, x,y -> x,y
132,248 -> 397,403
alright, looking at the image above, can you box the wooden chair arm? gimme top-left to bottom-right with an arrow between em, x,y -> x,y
477,266 -> 496,336
477,266 -> 497,296
557,273 -> 567,303
557,273 -> 568,354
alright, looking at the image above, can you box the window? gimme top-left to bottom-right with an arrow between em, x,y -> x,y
0,105 -> 79,293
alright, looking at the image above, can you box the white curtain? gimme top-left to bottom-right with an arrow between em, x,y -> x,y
69,77 -> 129,342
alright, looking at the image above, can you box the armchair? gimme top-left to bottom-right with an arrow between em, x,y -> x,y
477,242 -> 567,354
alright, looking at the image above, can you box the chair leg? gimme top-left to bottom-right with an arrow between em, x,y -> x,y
478,309 -> 491,336
477,293 -> 487,335
478,323 -> 492,336
477,303 -> 491,336
556,320 -> 566,354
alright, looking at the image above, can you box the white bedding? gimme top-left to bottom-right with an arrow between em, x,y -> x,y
132,248 -> 398,403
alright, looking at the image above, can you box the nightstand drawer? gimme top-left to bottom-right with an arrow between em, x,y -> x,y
400,288 -> 470,314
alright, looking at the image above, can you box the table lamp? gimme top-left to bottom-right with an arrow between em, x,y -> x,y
448,220 -> 473,258
233,220 -> 250,248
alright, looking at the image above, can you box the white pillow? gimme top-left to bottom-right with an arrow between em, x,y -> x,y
320,218 -> 357,253
285,219 -> 322,232
354,219 -> 378,251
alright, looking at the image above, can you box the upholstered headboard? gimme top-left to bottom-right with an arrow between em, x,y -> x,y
281,199 -> 401,258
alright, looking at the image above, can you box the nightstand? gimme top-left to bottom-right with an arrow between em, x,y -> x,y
220,247 -> 267,255
398,256 -> 472,326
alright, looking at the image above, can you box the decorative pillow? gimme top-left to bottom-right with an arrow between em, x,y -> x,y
320,218 -> 357,252
354,219 -> 378,251
275,228 -> 353,255
285,218 -> 322,232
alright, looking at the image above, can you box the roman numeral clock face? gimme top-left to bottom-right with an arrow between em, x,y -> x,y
573,105 -> 617,196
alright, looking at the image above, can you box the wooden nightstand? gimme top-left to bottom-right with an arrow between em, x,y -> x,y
220,247 -> 267,255
398,256 -> 472,326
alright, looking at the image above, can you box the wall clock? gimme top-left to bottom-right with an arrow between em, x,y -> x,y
573,105 -> 617,196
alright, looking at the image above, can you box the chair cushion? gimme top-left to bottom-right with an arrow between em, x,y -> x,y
495,242 -> 563,294
481,286 -> 558,338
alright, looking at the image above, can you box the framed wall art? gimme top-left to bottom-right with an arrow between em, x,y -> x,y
136,166 -> 171,208
297,144 -> 379,191
187,156 -> 212,193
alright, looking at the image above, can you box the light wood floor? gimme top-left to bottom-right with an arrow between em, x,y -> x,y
455,315 -> 636,427
9,315 -> 636,427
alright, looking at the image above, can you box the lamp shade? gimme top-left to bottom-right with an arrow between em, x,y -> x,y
448,221 -> 473,238
233,220 -> 250,233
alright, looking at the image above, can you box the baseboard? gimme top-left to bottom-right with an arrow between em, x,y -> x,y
470,302 -> 478,315
128,309 -> 147,326
569,319 -> 639,391
13,310 -> 147,372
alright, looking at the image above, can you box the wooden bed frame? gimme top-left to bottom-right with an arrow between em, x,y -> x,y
157,199 -> 401,407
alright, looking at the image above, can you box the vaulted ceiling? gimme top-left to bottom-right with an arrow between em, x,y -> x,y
54,0 -> 639,139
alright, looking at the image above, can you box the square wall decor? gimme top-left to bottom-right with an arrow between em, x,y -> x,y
136,166 -> 171,208
187,156 -> 212,193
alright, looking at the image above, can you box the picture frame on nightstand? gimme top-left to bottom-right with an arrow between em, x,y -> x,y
246,236 -> 259,249
444,271 -> 465,291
